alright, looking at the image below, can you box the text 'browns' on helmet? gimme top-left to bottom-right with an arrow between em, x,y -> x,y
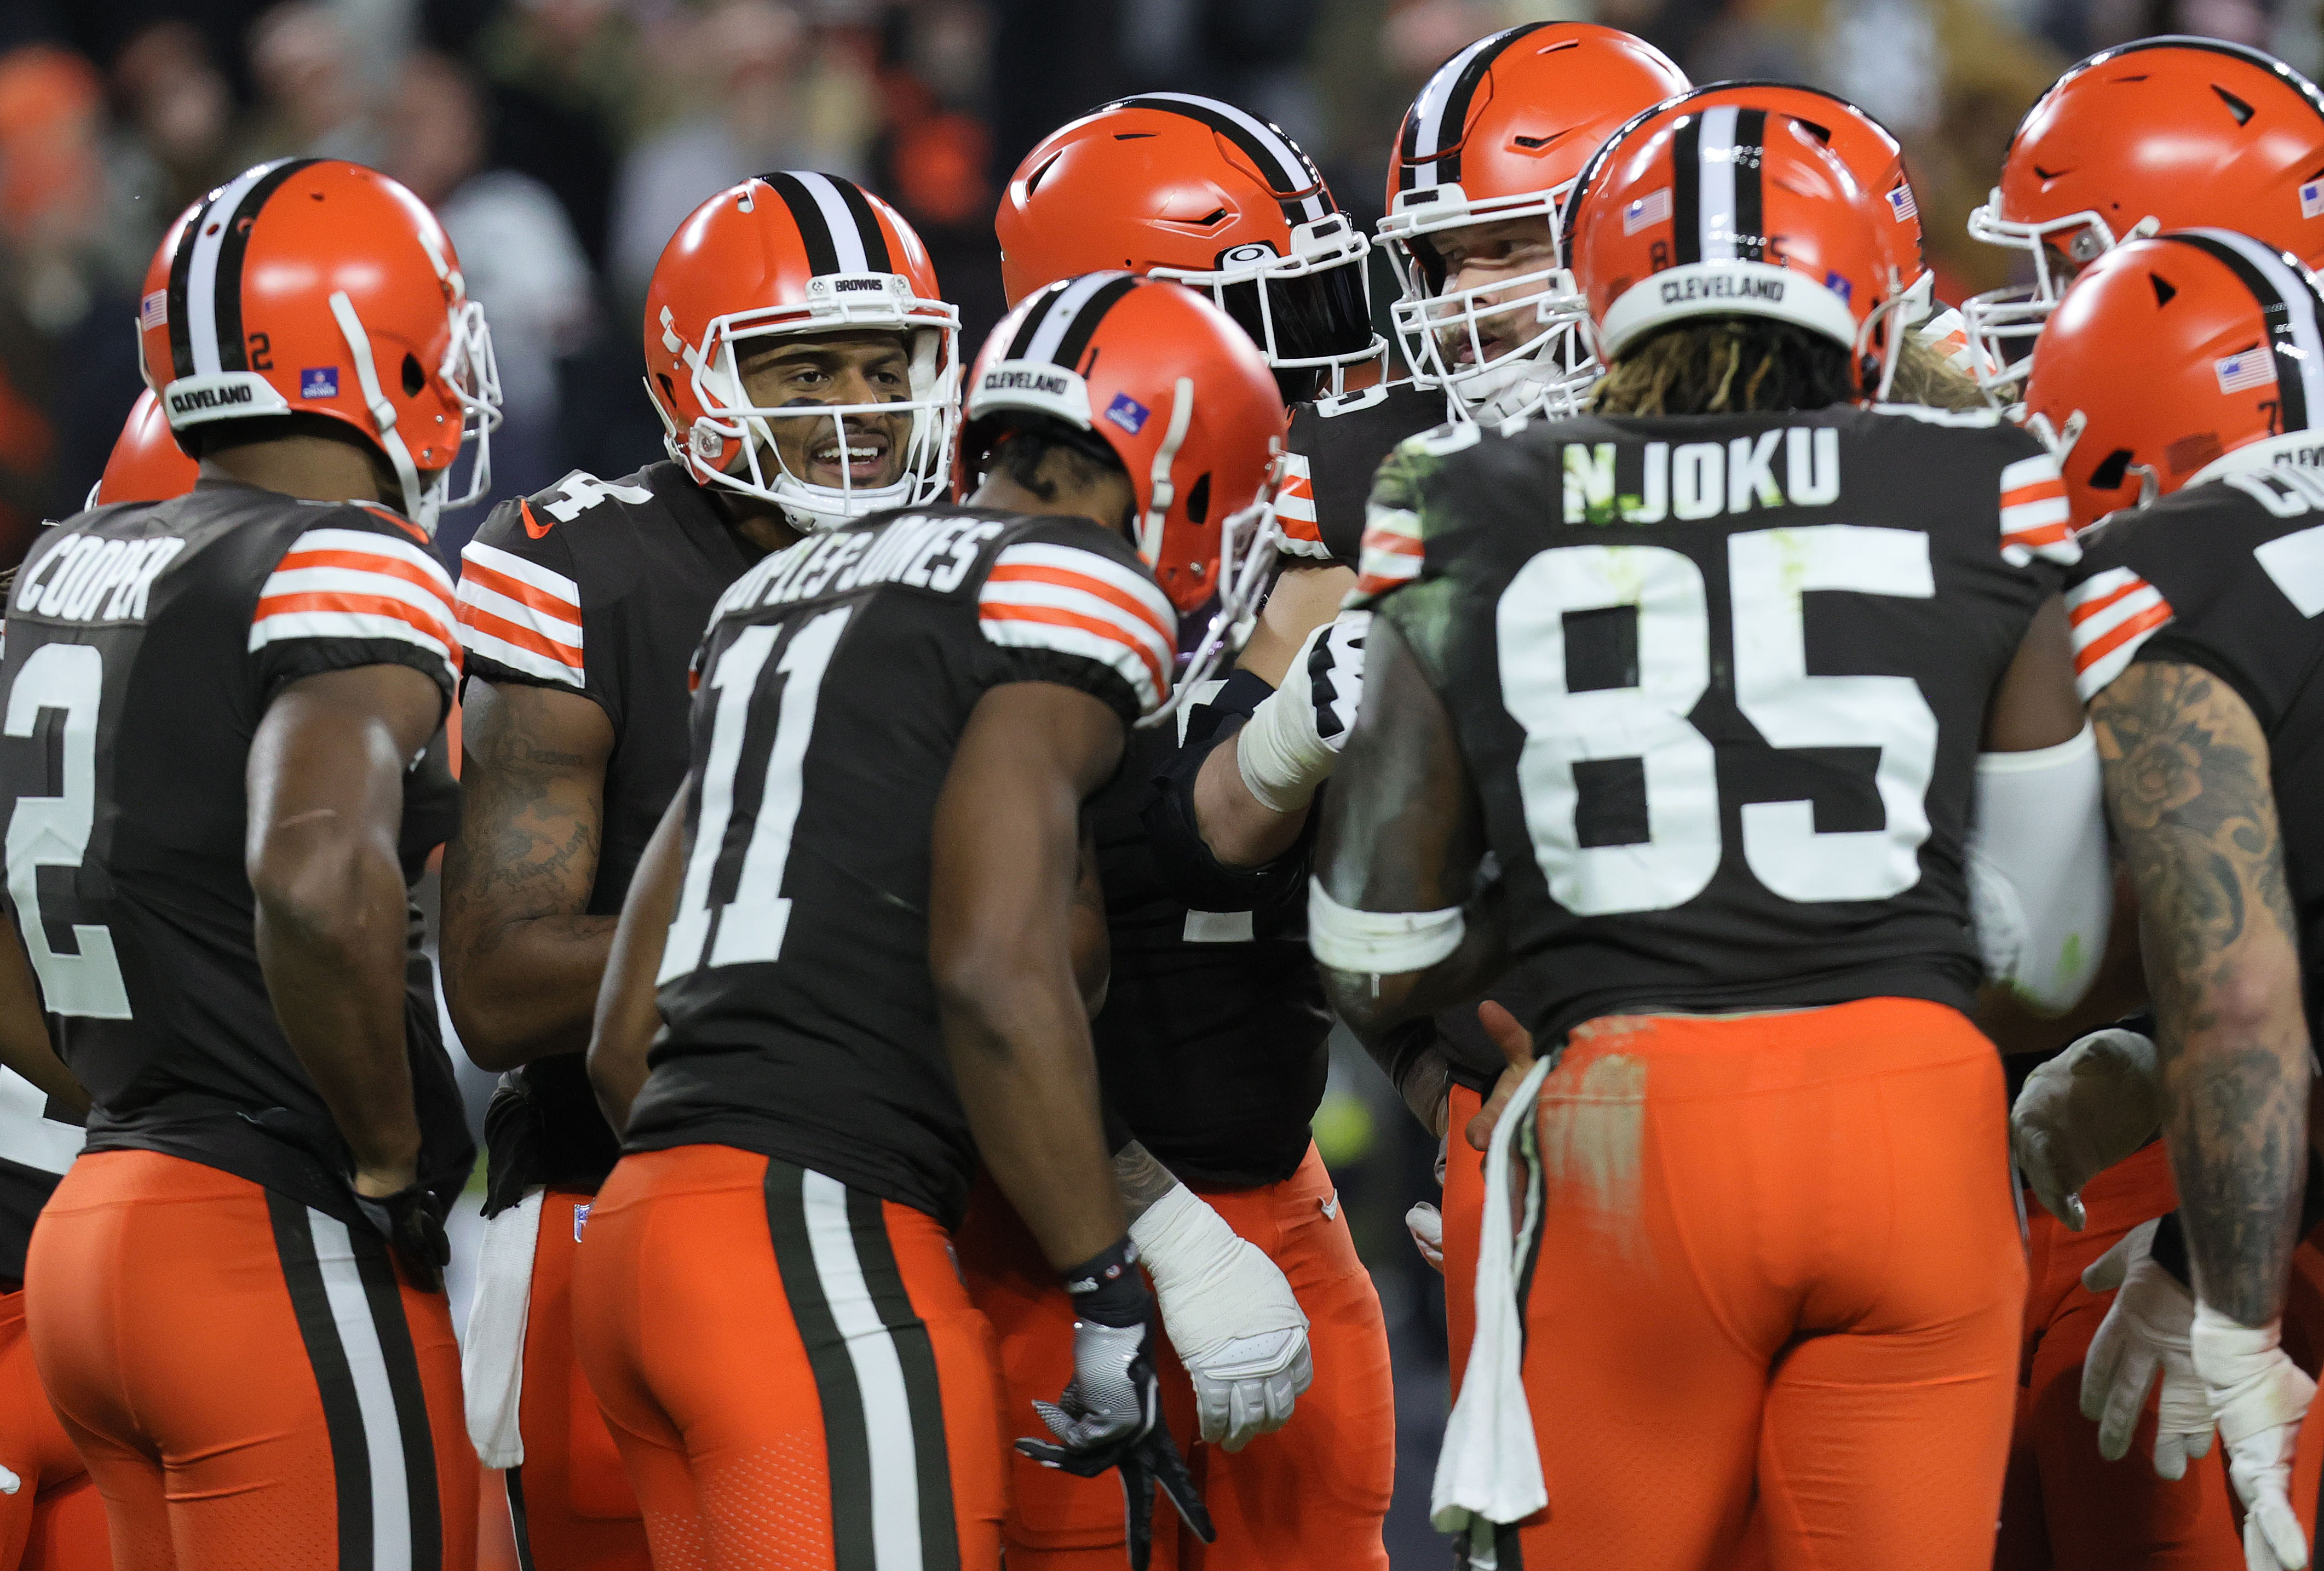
644,170 -> 960,536
996,94 -> 1381,405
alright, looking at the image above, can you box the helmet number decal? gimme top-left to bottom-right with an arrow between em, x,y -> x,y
246,332 -> 272,371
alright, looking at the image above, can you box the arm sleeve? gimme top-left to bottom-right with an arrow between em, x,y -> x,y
976,524 -> 1178,727
1965,725 -> 2111,1014
1138,667 -> 1313,914
247,506 -> 459,715
454,497 -> 591,702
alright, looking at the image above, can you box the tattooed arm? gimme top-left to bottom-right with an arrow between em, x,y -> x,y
440,679 -> 618,1072
2092,661 -> 2311,1324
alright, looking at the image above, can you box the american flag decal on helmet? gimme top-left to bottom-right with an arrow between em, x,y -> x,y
2304,180 -> 2324,220
1623,188 -> 1672,234
1887,181 -> 1918,223
2216,349 -> 2279,394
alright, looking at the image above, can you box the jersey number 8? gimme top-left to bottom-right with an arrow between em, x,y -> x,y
1500,525 -> 1939,916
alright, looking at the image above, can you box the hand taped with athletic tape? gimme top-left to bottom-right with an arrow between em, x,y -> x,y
1236,610 -> 1370,814
2192,1305 -> 2316,1571
1016,1237 -> 1213,1569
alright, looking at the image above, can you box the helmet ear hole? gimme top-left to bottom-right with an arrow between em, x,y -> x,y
1186,472 -> 1211,525
402,353 -> 425,397
657,372 -> 677,405
2086,447 -> 2136,490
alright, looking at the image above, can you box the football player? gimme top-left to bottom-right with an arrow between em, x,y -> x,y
1,157 -> 492,1567
573,273 -> 1285,1571
1966,37 -> 2324,399
2018,231 -> 2324,1571
0,389 -> 204,1571
991,94 -> 1394,1567
439,169 -> 956,1569
1316,105 -> 2104,1567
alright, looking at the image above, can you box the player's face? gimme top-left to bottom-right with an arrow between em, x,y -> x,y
735,331 -> 915,493
1431,216 -> 1561,369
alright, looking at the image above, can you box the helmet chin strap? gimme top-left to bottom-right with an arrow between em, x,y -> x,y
330,290 -> 436,532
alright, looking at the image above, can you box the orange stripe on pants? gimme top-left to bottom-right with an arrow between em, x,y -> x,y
1443,1083 -> 1484,1402
25,1149 -> 474,1571
957,1143 -> 1394,1571
1499,999 -> 2024,1571
1994,1140 -> 2241,1570
508,1190 -> 649,1571
570,1144 -> 1006,1571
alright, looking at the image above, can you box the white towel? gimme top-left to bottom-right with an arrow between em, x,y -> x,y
1432,1055 -> 1555,1564
463,1187 -> 544,1469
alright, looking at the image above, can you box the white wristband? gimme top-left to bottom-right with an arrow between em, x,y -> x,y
1308,879 -> 1465,974
1236,684 -> 1333,813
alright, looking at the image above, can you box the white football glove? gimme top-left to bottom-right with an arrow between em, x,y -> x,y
2080,1218 -> 2213,1476
1235,610 -> 1370,813
1407,1201 -> 1445,1273
2193,1305 -> 2316,1571
1129,1184 -> 1313,1452
2011,1025 -> 2164,1230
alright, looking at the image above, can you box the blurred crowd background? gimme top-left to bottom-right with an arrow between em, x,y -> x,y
3,0 -> 2315,1556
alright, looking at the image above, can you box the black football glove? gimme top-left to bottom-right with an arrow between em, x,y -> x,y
351,1184 -> 451,1293
1016,1314 -> 1212,1569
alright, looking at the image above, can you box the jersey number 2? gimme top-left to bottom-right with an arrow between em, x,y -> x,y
1499,526 -> 1938,916
4,645 -> 133,1017
659,606 -> 853,982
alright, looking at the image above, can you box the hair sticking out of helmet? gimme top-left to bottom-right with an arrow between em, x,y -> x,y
140,159 -> 501,535
91,388 -> 199,508
994,94 -> 1382,404
2021,228 -> 2324,528
645,171 -> 960,535
1568,103 -> 1905,402
1378,21 -> 1690,423
958,272 -> 1290,726
1966,37 -> 2324,401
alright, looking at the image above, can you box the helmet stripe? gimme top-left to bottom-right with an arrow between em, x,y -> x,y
1690,105 -> 1765,263
1049,273 -> 1142,371
210,158 -> 319,372
1732,108 -> 1767,263
1671,114 -> 1703,266
1011,273 -> 1142,374
1110,93 -> 1333,224
179,159 -> 295,377
760,172 -> 846,277
2174,229 -> 2324,432
826,176 -> 894,273
1400,24 -> 1547,192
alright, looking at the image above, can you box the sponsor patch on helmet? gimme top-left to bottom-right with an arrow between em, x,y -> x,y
1623,188 -> 1672,234
300,366 -> 338,399
1220,242 -> 1279,267
2217,350 -> 2279,395
2305,180 -> 2324,220
1105,391 -> 1151,435
1823,270 -> 1853,305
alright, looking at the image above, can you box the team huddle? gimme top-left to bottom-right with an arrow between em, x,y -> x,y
0,16 -> 2320,1571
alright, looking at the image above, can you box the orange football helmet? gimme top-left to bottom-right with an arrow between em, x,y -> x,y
1674,82 -> 1927,318
645,170 -> 958,533
92,389 -> 198,507
995,95 -> 1378,404
2020,229 -> 2324,526
1967,38 -> 2324,393
1569,104 -> 1903,392
959,272 -> 1287,715
1379,22 -> 1689,420
139,158 -> 499,533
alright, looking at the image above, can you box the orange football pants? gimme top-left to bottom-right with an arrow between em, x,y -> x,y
505,1190 -> 648,1571
570,1144 -> 1007,1571
1484,999 -> 2024,1571
1443,1082 -> 1485,1401
0,1288 -> 106,1571
1994,1140 -> 2242,1570
955,1142 -> 1393,1571
25,1149 -> 475,1571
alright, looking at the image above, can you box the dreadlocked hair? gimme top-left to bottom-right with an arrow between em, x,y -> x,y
1589,318 -> 1856,416
1883,332 -> 1989,412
